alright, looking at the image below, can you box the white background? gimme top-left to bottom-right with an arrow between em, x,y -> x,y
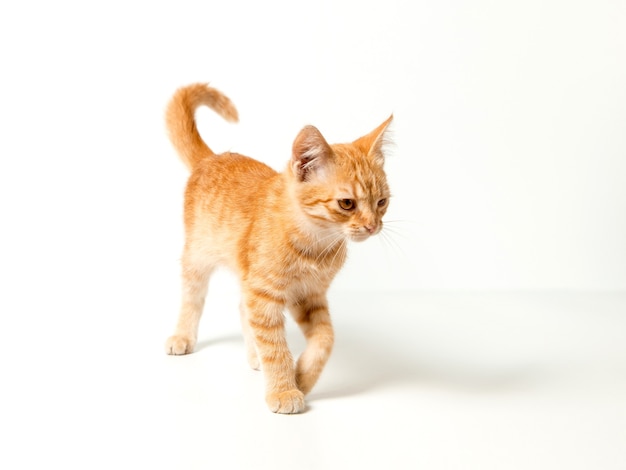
1,2 -> 625,470
1,0 -> 625,293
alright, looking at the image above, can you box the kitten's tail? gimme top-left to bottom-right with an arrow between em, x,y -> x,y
165,83 -> 239,170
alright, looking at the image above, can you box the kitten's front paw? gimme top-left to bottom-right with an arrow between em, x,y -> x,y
165,335 -> 195,355
266,389 -> 306,414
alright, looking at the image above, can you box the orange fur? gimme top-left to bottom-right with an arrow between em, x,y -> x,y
164,83 -> 393,414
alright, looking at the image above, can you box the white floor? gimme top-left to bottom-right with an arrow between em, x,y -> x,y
3,290 -> 626,469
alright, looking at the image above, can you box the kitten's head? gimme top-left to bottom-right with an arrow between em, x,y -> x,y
289,115 -> 393,243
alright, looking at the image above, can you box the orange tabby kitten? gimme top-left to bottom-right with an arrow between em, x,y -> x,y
164,83 -> 392,414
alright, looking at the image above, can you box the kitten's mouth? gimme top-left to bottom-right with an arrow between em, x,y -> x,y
349,231 -> 374,242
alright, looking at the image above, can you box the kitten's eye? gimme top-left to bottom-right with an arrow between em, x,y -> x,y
338,199 -> 356,211
377,198 -> 387,207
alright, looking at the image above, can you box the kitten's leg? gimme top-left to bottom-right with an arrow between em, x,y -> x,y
239,301 -> 260,370
165,259 -> 212,355
290,294 -> 334,395
244,288 -> 304,414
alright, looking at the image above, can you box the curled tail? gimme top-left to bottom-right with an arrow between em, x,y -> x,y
165,83 -> 239,170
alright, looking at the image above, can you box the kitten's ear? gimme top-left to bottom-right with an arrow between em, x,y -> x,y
291,125 -> 334,181
354,114 -> 393,165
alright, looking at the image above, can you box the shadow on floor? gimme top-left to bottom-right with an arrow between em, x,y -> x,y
194,334 -> 244,352
309,327 -> 551,402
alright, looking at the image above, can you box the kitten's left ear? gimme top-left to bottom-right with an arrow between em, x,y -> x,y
354,114 -> 393,165
292,125 -> 334,182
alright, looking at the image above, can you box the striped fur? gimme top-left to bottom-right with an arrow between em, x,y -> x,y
164,83 -> 392,414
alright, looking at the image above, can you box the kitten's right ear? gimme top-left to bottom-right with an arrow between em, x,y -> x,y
291,125 -> 333,182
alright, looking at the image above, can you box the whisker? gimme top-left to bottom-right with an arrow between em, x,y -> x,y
378,227 -> 407,259
316,231 -> 344,247
381,226 -> 411,241
381,220 -> 412,240
314,233 -> 345,265
327,238 -> 347,268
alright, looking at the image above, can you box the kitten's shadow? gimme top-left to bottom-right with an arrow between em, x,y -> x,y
195,334 -> 243,351
192,324 -> 547,405
308,329 -> 547,403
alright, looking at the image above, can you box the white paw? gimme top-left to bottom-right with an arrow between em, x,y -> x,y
266,389 -> 306,414
246,349 -> 260,370
165,335 -> 195,355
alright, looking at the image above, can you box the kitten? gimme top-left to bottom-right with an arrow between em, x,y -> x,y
164,83 -> 392,414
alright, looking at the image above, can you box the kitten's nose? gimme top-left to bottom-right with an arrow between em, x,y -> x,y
365,224 -> 377,234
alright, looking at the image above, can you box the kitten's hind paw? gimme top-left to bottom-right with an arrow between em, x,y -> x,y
246,348 -> 260,370
165,335 -> 195,355
266,389 -> 306,414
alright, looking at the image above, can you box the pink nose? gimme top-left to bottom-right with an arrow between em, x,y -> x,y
365,224 -> 377,234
